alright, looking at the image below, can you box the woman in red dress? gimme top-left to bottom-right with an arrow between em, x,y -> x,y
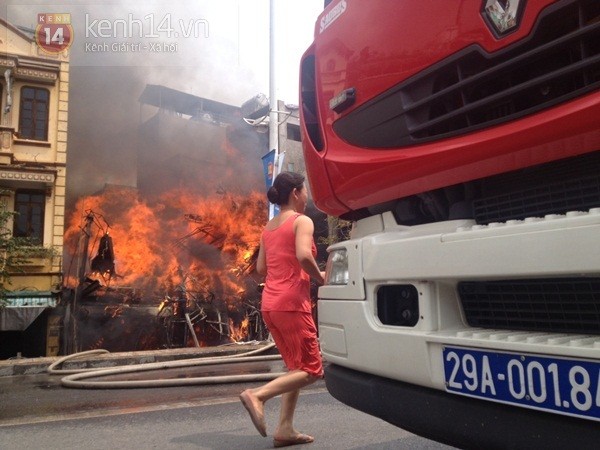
240,171 -> 325,448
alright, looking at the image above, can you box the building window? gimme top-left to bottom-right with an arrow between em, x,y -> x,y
287,123 -> 301,142
19,87 -> 49,141
13,190 -> 45,244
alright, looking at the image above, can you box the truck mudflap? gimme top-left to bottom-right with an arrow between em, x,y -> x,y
325,364 -> 600,450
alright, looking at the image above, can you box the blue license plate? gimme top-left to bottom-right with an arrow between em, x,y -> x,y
443,346 -> 600,422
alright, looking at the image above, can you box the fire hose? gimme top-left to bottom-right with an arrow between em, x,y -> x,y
48,343 -> 285,389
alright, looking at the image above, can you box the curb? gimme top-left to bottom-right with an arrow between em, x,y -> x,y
0,343 -> 276,377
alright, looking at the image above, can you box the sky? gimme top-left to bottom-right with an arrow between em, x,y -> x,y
2,0 -> 325,104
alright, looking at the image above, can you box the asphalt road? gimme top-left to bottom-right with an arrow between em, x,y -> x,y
0,359 -> 457,450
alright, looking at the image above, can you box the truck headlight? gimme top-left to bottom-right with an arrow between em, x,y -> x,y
325,249 -> 349,285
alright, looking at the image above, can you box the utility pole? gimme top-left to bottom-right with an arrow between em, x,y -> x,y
268,0 -> 280,219
67,212 -> 94,353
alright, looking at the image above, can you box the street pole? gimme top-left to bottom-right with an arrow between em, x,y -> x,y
68,212 -> 93,353
269,0 -> 279,219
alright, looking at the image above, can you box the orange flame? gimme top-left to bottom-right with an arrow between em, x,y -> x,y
229,316 -> 250,343
65,186 -> 267,311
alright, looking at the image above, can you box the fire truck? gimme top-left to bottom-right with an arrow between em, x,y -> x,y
300,0 -> 600,447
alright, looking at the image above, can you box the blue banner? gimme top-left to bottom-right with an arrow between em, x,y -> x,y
261,149 -> 279,218
261,149 -> 276,189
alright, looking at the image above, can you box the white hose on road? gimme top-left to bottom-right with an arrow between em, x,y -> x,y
47,349 -> 112,374
49,343 -> 285,389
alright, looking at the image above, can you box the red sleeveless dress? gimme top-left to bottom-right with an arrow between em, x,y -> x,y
260,213 -> 323,377
261,213 -> 315,313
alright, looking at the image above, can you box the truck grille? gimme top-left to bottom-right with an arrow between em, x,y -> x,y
473,151 -> 600,224
458,278 -> 600,335
473,174 -> 600,224
334,0 -> 600,148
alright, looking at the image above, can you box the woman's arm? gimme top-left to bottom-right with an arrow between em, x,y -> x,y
295,215 -> 325,285
256,236 -> 267,276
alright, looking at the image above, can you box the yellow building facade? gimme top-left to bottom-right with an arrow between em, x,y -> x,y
0,18 -> 69,353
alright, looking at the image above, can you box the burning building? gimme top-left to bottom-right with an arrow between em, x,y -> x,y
61,85 -> 270,353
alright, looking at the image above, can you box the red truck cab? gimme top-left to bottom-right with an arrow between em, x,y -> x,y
301,0 -> 600,223
300,1 -> 600,447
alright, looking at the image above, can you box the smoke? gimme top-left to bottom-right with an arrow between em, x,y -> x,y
65,66 -> 143,203
2,1 -> 273,207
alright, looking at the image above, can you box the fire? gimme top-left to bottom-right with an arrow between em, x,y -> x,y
229,316 -> 250,343
64,185 -> 268,345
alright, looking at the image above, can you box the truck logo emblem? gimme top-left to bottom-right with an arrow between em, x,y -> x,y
320,0 -> 347,34
482,0 -> 525,36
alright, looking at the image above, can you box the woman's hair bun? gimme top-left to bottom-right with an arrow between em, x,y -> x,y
267,186 -> 279,204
